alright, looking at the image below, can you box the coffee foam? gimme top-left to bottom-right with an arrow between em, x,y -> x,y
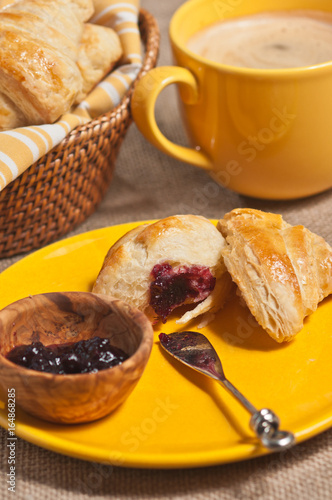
187,10 -> 332,69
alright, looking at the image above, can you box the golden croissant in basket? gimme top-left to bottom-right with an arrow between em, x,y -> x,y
0,0 -> 123,130
217,208 -> 332,343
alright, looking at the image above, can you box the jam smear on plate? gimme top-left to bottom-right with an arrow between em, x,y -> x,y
149,263 -> 216,322
6,336 -> 129,375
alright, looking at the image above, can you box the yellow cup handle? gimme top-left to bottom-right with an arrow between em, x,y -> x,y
131,66 -> 213,170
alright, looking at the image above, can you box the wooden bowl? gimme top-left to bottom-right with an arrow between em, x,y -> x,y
0,292 -> 154,424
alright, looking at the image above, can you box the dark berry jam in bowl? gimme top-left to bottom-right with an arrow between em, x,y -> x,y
6,337 -> 130,375
0,292 -> 153,424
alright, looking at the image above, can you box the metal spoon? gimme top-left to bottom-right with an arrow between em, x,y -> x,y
159,331 -> 295,450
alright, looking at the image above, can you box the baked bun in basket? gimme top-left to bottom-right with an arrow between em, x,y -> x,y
93,215 -> 233,325
0,0 -> 122,129
217,208 -> 332,343
76,23 -> 123,101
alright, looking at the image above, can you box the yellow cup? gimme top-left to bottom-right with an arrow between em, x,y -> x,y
132,0 -> 332,200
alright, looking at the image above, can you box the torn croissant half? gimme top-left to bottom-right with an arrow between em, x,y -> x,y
217,208 -> 332,343
93,215 -> 233,325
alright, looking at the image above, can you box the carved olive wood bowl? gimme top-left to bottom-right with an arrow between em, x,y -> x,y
0,292 -> 154,424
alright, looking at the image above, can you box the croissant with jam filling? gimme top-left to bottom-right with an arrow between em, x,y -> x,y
217,208 -> 332,343
93,215 -> 233,325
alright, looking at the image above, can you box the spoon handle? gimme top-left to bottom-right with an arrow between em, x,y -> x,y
219,379 -> 295,450
221,378 -> 257,414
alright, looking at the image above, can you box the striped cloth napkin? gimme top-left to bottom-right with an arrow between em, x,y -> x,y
0,0 -> 142,191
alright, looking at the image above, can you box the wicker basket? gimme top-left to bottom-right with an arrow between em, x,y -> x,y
0,9 -> 160,259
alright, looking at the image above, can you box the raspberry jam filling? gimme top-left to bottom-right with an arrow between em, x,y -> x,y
149,263 -> 216,322
6,337 -> 129,375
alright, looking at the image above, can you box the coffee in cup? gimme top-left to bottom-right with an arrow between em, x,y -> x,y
131,0 -> 332,200
187,10 -> 332,69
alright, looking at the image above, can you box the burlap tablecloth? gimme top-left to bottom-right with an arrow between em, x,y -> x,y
1,1 -> 332,498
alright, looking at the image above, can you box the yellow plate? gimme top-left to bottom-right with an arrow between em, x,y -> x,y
0,221 -> 331,469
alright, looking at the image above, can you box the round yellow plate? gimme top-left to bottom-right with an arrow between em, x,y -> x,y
0,221 -> 331,469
